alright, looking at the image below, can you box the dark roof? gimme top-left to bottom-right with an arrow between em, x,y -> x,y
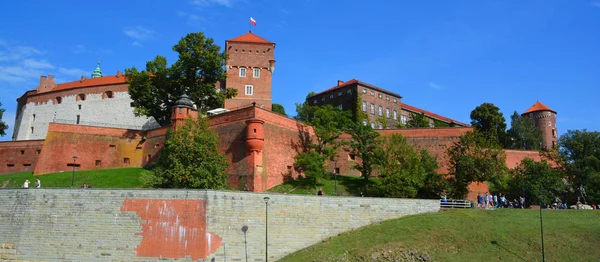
173,94 -> 195,108
308,79 -> 403,99
402,103 -> 469,126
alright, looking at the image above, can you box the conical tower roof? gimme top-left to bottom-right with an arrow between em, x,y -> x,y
91,61 -> 102,78
173,94 -> 195,108
522,101 -> 556,115
227,32 -> 273,44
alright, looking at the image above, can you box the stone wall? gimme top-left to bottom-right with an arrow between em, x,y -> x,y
0,140 -> 45,175
0,189 -> 439,261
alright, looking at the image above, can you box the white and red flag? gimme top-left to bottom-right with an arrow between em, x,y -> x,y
250,17 -> 257,26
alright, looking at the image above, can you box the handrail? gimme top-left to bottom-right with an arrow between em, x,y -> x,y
440,199 -> 472,209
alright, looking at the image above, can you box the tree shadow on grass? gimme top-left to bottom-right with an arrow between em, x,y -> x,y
490,240 -> 527,262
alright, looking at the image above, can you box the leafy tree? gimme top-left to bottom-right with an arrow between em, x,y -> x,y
470,103 -> 507,146
407,112 -> 430,128
418,149 -> 449,198
559,130 -> 600,204
346,122 -> 380,190
447,131 -> 507,198
0,100 -> 7,136
272,103 -> 286,116
505,111 -> 542,150
505,158 -> 566,206
125,32 -> 236,126
142,116 -> 229,189
376,134 -> 432,198
293,151 -> 326,186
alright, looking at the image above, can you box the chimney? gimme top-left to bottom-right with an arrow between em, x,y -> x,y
80,76 -> 87,82
40,76 -> 47,84
116,71 -> 123,78
337,80 -> 344,86
48,75 -> 54,81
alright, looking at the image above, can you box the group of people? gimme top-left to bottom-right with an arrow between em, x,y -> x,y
477,192 -> 525,209
22,178 -> 41,188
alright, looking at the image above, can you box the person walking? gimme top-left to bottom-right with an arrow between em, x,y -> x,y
35,178 -> 41,188
23,180 -> 30,188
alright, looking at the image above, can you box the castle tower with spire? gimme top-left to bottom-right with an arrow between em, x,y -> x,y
522,101 -> 558,150
91,60 -> 102,78
223,32 -> 276,110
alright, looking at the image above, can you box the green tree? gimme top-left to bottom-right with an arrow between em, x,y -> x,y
125,32 -> 236,126
447,131 -> 507,198
376,134 -> 428,198
407,112 -> 430,128
505,111 -> 542,150
293,151 -> 327,186
272,103 -> 286,116
470,103 -> 507,146
0,100 -> 7,136
346,123 -> 380,190
142,116 -> 229,189
559,130 -> 600,204
505,158 -> 566,206
418,149 -> 449,199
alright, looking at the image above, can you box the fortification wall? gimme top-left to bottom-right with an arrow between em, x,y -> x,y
0,189 -> 439,261
0,140 -> 45,175
13,85 -> 158,141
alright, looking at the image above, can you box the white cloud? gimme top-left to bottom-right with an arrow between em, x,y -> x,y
58,67 -> 88,77
22,59 -> 55,69
592,1 -> 600,7
0,41 -> 42,62
0,65 -> 44,83
177,11 -> 205,26
428,82 -> 444,90
131,41 -> 143,47
123,26 -> 156,41
189,0 -> 234,8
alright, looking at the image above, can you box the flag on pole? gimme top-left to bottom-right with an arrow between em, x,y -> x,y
250,17 -> 257,26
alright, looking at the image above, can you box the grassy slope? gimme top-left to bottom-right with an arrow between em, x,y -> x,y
281,209 -> 600,262
267,174 -> 375,196
0,168 -> 149,188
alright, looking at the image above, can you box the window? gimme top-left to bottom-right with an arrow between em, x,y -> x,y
36,149 -> 41,155
103,91 -> 114,99
371,122 -> 375,129
362,119 -> 367,126
76,115 -> 80,125
347,89 -> 352,94
393,98 -> 397,103
378,123 -> 383,129
30,127 -> 34,134
330,94 -> 334,99
552,129 -> 556,138
334,167 -> 340,174
32,114 -> 35,121
245,85 -> 253,95
349,154 -> 356,160
362,101 -> 367,112
401,115 -> 407,125
20,150 -> 25,155
146,154 -> 151,162
77,94 -> 86,101
179,108 -> 183,114
370,104 -> 375,114
393,110 -> 397,120
429,121 -> 435,128
239,68 -> 247,77
123,158 -> 130,164
378,106 -> 383,116
55,96 -> 62,104
95,160 -> 101,166
78,105 -> 82,110
136,146 -> 143,150
313,100 -> 317,104
155,143 -> 160,148
253,68 -> 260,78
6,164 -> 14,167
362,88 -> 367,94
386,108 -> 390,118
386,96 -> 390,101
338,105 -> 343,110
338,91 -> 342,96
109,144 -> 116,148
23,164 -> 31,167
378,94 -> 382,99
370,91 -> 374,96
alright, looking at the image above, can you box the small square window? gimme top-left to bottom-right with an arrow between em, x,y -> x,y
362,88 -> 367,94
321,97 -> 325,101
378,94 -> 382,99
347,89 -> 352,94
109,144 -> 116,148
313,100 -> 317,104
123,158 -> 130,164
6,164 -> 14,167
245,85 -> 253,95
371,122 -> 375,128
330,94 -> 334,99
362,101 -> 367,112
393,98 -> 397,103
239,68 -> 247,77
370,91 -> 374,96
155,144 -> 160,148
362,119 -> 367,126
32,114 -> 36,121
78,105 -> 82,110
338,91 -> 342,96
253,68 -> 260,78
36,149 -> 41,155
349,154 -> 356,160
95,160 -> 102,166
20,150 -> 25,155
386,96 -> 390,101
370,104 -> 375,114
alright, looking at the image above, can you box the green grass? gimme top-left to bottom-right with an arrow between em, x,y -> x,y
281,209 -> 600,262
0,168 -> 150,188
267,174 -> 376,196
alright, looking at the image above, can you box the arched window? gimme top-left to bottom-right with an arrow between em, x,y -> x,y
54,96 -> 62,104
103,91 -> 114,99
77,93 -> 86,101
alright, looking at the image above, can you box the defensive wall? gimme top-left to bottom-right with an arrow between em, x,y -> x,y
0,140 -> 45,175
0,189 -> 439,261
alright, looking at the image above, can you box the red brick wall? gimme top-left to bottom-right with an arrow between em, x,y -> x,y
224,41 -> 274,110
0,140 -> 45,175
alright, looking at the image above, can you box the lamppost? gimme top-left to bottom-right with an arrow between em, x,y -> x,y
539,194 -> 545,262
263,196 -> 270,262
71,156 -> 78,188
333,162 -> 337,196
241,225 -> 248,262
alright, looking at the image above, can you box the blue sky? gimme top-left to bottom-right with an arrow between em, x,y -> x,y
1,0 -> 599,141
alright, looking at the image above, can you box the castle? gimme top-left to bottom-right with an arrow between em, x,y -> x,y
0,32 -> 555,197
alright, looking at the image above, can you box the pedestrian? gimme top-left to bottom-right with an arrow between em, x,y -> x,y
35,177 -> 41,188
23,180 -> 30,188
477,192 -> 483,209
317,188 -> 324,196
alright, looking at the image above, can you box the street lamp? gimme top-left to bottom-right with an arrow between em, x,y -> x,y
539,194 -> 546,262
241,225 -> 248,262
263,196 -> 270,262
71,156 -> 78,188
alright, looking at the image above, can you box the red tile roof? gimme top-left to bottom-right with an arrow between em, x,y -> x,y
52,75 -> 127,91
309,79 -> 403,99
227,32 -> 273,44
522,101 -> 556,115
401,103 -> 470,126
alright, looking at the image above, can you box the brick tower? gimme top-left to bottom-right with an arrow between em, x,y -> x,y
171,94 -> 198,131
223,32 -> 276,110
522,101 -> 558,150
